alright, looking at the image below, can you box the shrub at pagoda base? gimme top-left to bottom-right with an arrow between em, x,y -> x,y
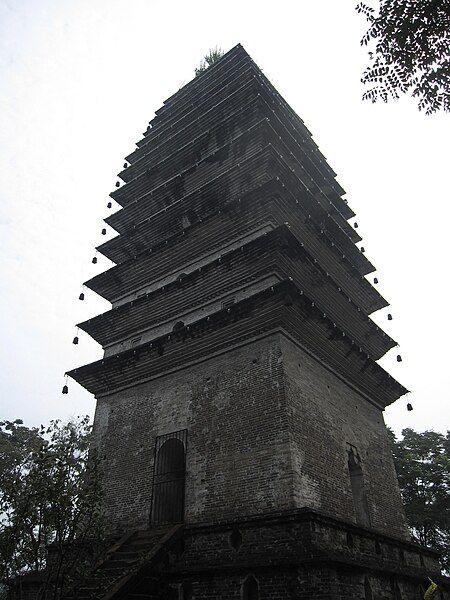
0,417 -> 106,600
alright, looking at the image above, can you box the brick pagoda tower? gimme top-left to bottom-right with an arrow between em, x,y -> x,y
67,45 -> 447,599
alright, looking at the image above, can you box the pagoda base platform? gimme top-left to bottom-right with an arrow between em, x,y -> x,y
157,509 -> 448,599
9,513 -> 448,600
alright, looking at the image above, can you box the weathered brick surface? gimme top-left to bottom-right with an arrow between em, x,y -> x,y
89,331 -> 450,598
92,334 -> 291,532
158,511 -> 447,599
93,331 -> 408,540
280,335 -> 409,539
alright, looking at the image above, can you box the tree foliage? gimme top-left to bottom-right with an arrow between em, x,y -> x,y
389,428 -> 450,572
357,0 -> 450,114
0,417 -> 104,597
195,47 -> 224,77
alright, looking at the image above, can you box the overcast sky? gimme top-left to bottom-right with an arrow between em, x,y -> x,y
0,0 -> 448,436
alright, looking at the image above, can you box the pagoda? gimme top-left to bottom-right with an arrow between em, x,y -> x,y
67,45 -> 446,599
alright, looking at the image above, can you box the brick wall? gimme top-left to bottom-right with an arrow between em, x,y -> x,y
280,335 -> 409,539
92,331 -> 408,541
161,511 -> 445,599
92,334 -> 292,531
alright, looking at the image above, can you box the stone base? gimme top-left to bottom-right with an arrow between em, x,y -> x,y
8,510 -> 450,600
155,509 -> 449,599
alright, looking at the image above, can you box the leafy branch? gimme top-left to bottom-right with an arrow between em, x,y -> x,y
0,417 -> 105,599
357,1 -> 450,114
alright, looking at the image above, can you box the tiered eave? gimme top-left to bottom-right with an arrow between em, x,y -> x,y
68,44 -> 405,406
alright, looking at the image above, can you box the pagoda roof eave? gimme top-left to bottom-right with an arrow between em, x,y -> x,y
90,185 -> 380,318
124,57 -> 349,217
87,184 -> 386,315
68,281 -> 407,407
79,225 -> 394,361
117,93 -> 353,228
100,142 -> 369,278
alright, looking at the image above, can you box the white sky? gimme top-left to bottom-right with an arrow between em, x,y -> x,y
0,0 -> 448,436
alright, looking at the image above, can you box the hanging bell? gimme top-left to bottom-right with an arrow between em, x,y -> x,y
101,228 -> 107,235
92,256 -> 97,264
396,354 -> 402,362
407,403 -> 413,411
79,292 -> 85,301
387,313 -> 392,320
62,385 -> 68,394
123,163 -> 128,169
107,202 -> 112,209
354,222 -> 358,229
360,247 -> 365,253
73,336 -> 79,345
374,278 -> 378,284
115,181 -> 120,188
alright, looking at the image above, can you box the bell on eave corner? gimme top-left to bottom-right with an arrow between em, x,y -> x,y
101,228 -> 107,235
107,202 -> 112,209
360,247 -> 365,253
79,292 -> 85,301
396,354 -> 402,362
92,256 -> 98,264
115,181 -> 120,188
62,385 -> 68,394
387,313 -> 392,320
407,403 -> 413,411
354,222 -> 358,229
374,278 -> 378,284
73,336 -> 79,345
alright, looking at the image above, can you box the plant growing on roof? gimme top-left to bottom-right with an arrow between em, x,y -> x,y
195,47 -> 225,77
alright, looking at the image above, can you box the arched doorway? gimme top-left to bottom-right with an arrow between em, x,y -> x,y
347,447 -> 371,527
150,433 -> 186,525
242,575 -> 259,600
